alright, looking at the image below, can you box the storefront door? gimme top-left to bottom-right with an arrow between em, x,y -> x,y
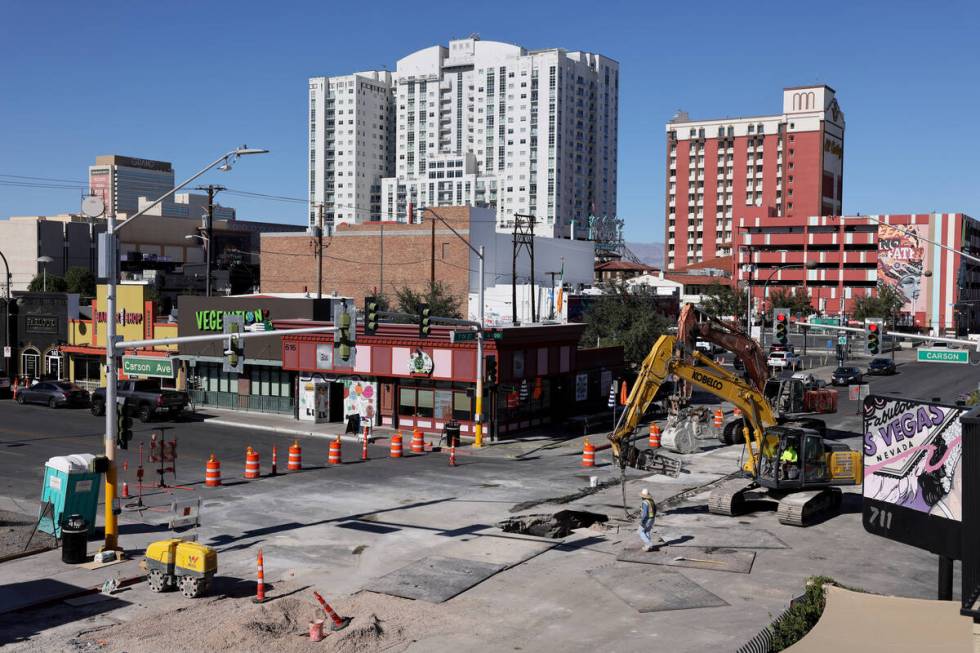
328,382 -> 345,422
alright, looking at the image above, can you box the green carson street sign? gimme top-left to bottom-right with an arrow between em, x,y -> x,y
917,348 -> 969,364
122,356 -> 175,378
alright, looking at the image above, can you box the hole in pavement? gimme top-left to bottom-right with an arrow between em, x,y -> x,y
497,510 -> 608,539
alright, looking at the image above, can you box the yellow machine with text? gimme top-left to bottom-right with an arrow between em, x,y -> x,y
142,538 -> 217,598
610,335 -> 862,526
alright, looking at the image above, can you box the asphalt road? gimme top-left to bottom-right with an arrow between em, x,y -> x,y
0,403 -> 450,506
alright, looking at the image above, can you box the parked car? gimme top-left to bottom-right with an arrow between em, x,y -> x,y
91,380 -> 190,422
868,357 -> 897,375
831,366 -> 864,386
16,381 -> 90,408
767,351 -> 802,371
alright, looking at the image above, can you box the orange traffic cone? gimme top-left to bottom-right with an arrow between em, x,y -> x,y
253,549 -> 267,604
122,481 -> 130,499
245,446 -> 260,479
328,436 -> 342,465
582,438 -> 595,467
390,432 -> 403,458
288,440 -> 302,471
648,424 -> 661,449
205,454 -> 221,487
312,591 -> 351,631
410,427 -> 424,454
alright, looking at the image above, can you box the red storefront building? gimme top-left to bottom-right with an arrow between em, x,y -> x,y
279,321 -> 624,437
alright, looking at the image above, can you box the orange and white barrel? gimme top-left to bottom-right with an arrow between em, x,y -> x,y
328,437 -> 342,465
205,453 -> 222,487
390,433 -> 403,458
581,438 -> 595,467
411,427 -> 425,454
288,440 -> 302,471
648,423 -> 661,449
245,446 -> 260,479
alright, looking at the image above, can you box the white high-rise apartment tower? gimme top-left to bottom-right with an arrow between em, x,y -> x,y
308,37 -> 618,238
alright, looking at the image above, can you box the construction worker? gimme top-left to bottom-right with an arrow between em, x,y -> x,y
638,488 -> 662,551
780,443 -> 799,480
760,435 -> 778,478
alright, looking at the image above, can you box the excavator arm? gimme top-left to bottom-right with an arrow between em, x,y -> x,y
676,303 -> 770,393
609,334 -> 778,476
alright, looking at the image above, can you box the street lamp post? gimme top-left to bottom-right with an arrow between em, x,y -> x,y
37,256 -> 54,292
101,146 -> 267,551
426,210 -> 487,447
0,251 -> 10,373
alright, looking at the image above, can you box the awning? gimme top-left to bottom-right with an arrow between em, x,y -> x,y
785,585 -> 972,652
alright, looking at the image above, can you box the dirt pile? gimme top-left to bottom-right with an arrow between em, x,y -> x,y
71,583 -> 472,653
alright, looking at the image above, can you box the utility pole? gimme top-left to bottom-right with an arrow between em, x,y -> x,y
547,270 -> 560,320
195,185 -> 225,297
316,204 -> 324,299
512,214 -> 536,323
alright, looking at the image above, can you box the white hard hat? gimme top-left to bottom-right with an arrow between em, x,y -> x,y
639,488 -> 651,498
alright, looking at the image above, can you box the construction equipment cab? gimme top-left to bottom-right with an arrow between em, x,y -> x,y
609,334 -> 861,526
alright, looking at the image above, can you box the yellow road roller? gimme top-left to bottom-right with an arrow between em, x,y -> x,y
142,538 -> 217,598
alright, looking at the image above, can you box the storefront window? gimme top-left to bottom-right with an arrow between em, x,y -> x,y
399,388 -> 416,415
75,356 -> 101,382
416,389 -> 434,418
453,392 -> 472,421
434,390 -> 453,420
22,347 -> 40,380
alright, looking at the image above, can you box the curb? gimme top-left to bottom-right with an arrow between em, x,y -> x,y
204,418 -> 477,446
0,573 -> 144,617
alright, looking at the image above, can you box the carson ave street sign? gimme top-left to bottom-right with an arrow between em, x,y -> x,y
917,348 -> 969,364
122,356 -> 175,378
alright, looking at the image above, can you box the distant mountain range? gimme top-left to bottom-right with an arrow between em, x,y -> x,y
626,242 -> 665,268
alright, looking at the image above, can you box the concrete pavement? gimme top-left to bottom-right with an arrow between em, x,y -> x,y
2,352 -> 978,651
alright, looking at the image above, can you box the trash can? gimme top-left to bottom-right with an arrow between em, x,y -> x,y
345,413 -> 361,434
61,514 -> 88,564
39,454 -> 101,538
445,421 -> 461,448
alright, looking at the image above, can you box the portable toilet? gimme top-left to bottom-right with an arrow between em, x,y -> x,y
39,454 -> 101,537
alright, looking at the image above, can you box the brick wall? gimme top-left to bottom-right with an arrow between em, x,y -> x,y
261,206 -> 472,312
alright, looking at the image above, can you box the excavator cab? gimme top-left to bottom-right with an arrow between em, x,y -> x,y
755,426 -> 830,491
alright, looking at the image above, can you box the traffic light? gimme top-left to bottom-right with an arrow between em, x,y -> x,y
364,296 -> 380,336
774,309 -> 789,345
223,315 -> 244,374
337,308 -> 353,362
419,303 -> 431,338
116,402 -> 133,450
866,319 -> 882,355
486,355 -> 497,385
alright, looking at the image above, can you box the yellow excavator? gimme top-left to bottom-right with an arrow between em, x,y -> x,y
609,334 -> 862,526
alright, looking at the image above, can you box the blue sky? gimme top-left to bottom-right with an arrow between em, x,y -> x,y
1,1 -> 978,243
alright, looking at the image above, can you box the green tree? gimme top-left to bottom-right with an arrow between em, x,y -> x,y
699,281 -> 747,320
394,281 -> 462,320
27,273 -> 67,292
64,267 -> 96,298
579,285 -> 672,368
769,287 -> 815,317
852,283 -> 906,320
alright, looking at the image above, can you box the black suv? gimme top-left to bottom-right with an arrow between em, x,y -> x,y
831,366 -> 863,386
868,357 -> 897,375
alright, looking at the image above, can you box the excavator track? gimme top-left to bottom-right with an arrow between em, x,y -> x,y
707,479 -> 756,516
776,488 -> 843,526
